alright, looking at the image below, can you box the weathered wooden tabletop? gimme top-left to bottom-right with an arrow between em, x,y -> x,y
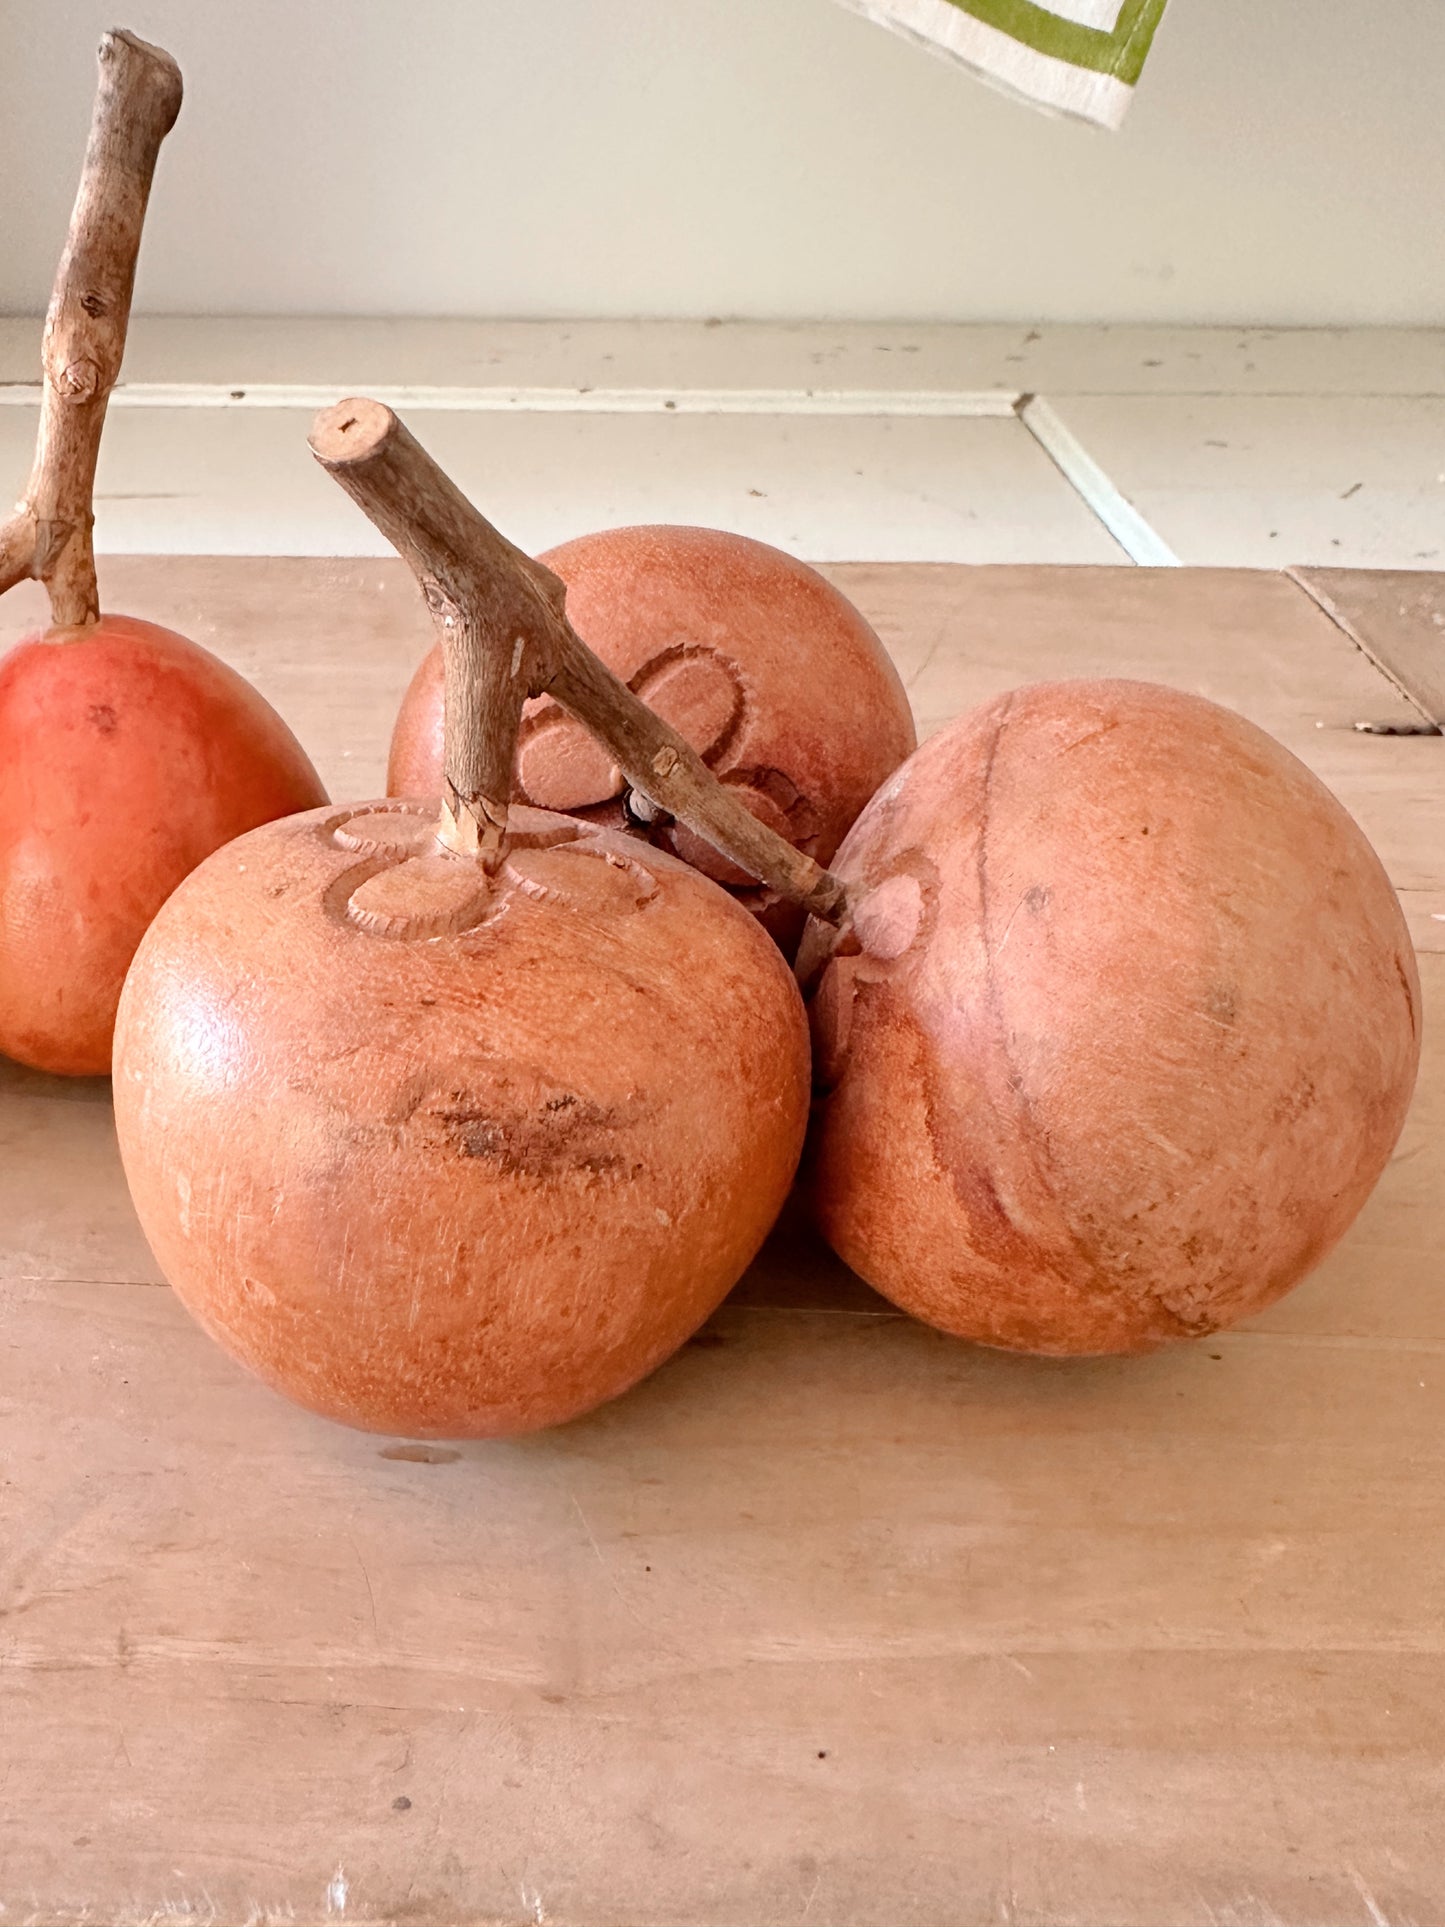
3,560 -> 1443,1927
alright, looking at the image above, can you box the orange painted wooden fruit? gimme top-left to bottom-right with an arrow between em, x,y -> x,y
111,401 -> 812,1440
0,616 -> 325,1074
803,679 -> 1421,1355
113,801 -> 809,1435
388,525 -> 916,944
0,32 -> 325,1075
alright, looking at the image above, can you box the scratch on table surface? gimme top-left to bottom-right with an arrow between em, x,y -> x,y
1345,1865 -> 1393,1927
569,1490 -> 649,1632
903,626 -> 946,691
349,1537 -> 380,1644
800,1872 -> 821,1921
518,1883 -> 548,1925
105,1897 -> 220,1926
401,1713 -> 471,1905
325,1866 -> 348,1917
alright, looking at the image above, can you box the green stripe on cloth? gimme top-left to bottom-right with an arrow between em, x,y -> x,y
837,0 -> 1170,127
945,0 -> 1167,85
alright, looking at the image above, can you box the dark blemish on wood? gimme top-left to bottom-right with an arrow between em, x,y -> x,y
1394,954 -> 1419,1039
437,1092 -> 639,1182
392,1795 -> 412,1811
817,1750 -> 828,1759
230,388 -> 245,400
380,1443 -> 461,1464
87,701 -> 118,733
1273,1072 -> 1318,1124
1205,986 -> 1237,1025
1340,481 -> 1363,500
80,291 -> 107,318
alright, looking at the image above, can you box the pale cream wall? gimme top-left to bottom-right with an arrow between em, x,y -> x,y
2,0 -> 1441,324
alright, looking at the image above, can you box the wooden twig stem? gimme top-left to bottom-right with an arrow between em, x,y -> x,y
308,398 -> 851,922
0,31 -> 182,629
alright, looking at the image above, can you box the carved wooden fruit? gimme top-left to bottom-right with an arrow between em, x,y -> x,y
801,680 -> 1422,1355
112,405 -> 810,1437
388,525 -> 916,944
114,803 -> 808,1435
0,34 -> 324,1075
0,616 -> 325,1073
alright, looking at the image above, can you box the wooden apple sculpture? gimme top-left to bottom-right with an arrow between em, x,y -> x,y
797,681 -> 1422,1353
112,403 -> 818,1437
388,523 -> 916,947
0,32 -> 324,1075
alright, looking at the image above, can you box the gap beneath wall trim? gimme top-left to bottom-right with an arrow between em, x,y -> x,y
1016,393 -> 1178,567
0,382 -> 1023,419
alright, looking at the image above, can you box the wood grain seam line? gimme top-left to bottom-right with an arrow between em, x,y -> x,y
7,1278 -> 1445,1352
1286,569 -> 1443,727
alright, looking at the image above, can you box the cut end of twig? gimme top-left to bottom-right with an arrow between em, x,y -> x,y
309,398 -> 396,469
102,29 -> 183,128
104,30 -> 184,113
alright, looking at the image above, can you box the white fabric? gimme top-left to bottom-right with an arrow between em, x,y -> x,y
836,0 -> 1135,129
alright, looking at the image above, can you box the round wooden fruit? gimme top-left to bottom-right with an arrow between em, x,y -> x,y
0,617 -> 324,1073
803,679 -> 1421,1355
112,400 -> 813,1438
388,524 -> 916,943
114,801 -> 808,1435
0,33 -> 324,1074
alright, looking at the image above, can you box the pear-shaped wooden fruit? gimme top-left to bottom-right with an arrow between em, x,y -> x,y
0,32 -> 324,1075
112,404 -> 813,1437
388,522 -> 916,948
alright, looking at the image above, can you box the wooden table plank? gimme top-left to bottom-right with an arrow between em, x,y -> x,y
1291,567 -> 1445,727
3,561 -> 1444,1927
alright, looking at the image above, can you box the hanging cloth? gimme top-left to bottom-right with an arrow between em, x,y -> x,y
833,0 -> 1170,129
